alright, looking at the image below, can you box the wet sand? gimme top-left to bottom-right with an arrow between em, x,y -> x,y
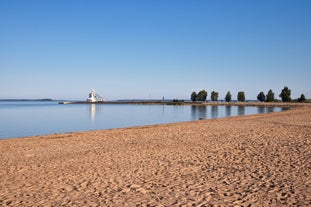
0,103 -> 310,206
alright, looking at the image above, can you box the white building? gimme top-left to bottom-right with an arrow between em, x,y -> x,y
87,89 -> 104,102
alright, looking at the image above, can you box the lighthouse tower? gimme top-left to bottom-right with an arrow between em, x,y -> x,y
87,89 -> 104,102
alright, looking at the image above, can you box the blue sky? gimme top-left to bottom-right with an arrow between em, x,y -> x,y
1,0 -> 310,100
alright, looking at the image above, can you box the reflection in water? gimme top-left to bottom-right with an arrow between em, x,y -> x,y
0,101 -> 286,139
191,105 -> 207,120
267,107 -> 275,113
211,106 -> 219,119
89,104 -> 96,121
191,106 -> 196,119
237,106 -> 245,116
198,106 -> 207,119
257,107 -> 265,114
225,106 -> 232,117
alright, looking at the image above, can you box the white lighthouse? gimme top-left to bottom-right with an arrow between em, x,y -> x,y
87,89 -> 104,102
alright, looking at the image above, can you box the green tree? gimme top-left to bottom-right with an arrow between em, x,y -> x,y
237,91 -> 245,102
298,94 -> 306,102
225,91 -> 231,102
197,90 -> 208,101
211,91 -> 219,101
257,91 -> 266,102
279,86 -> 291,102
191,91 -> 197,102
266,89 -> 275,102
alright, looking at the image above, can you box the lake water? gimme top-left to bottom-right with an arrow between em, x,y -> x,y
0,101 -> 285,139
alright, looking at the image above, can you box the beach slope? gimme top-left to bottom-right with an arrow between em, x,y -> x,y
0,104 -> 310,206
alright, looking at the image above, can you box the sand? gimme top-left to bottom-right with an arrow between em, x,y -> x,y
0,103 -> 310,206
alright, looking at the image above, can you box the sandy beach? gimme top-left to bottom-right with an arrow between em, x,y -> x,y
0,103 -> 310,206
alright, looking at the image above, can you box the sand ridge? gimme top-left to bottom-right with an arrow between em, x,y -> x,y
0,104 -> 310,206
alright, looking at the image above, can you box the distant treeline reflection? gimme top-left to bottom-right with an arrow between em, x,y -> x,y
191,105 -> 277,120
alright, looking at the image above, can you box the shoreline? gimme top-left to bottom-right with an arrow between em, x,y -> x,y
0,104 -> 310,206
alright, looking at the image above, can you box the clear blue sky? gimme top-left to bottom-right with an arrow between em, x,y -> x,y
1,0 -> 310,100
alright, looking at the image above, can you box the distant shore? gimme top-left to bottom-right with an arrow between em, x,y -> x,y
59,100 -> 303,108
1,103 -> 310,206
0,98 -> 53,101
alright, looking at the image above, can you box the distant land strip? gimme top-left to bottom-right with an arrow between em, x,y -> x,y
58,100 -> 307,108
0,99 -> 53,101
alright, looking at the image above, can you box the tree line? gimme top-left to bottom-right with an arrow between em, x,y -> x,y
191,86 -> 307,102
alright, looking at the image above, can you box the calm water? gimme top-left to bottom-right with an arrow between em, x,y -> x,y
0,101 -> 285,139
